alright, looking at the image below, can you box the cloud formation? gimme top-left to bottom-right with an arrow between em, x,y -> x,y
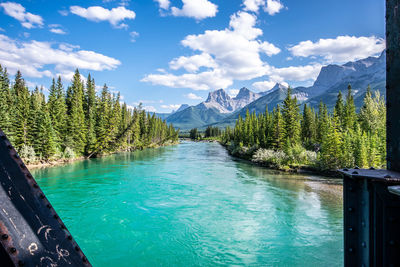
49,24 -> 67,35
289,35 -> 385,63
142,11 -> 280,90
0,34 -> 121,80
0,2 -> 44,29
185,93 -> 202,100
243,0 -> 284,15
171,0 -> 218,20
161,104 -> 181,110
130,31 -> 139,42
154,0 -> 170,10
70,5 -> 136,29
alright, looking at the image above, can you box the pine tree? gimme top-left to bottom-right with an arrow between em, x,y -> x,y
0,65 -> 12,136
281,87 -> 301,145
66,69 -> 86,155
301,104 -> 316,149
272,106 -> 285,150
334,91 -> 345,127
85,75 -> 97,153
344,85 -> 357,130
48,77 -> 67,147
317,102 -> 329,144
13,71 -> 31,151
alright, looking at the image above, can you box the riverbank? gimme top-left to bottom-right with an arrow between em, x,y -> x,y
31,140 -> 343,266
220,142 -> 341,178
27,140 -> 180,170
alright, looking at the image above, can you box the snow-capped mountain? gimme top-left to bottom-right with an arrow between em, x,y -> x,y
199,87 -> 261,113
167,51 -> 385,130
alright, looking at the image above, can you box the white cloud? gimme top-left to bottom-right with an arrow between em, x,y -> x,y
70,6 -> 136,28
154,0 -> 170,10
169,53 -> 217,72
270,64 -> 322,82
49,24 -> 67,34
0,33 -> 121,78
142,11 -> 280,90
228,89 -> 239,97
50,28 -> 66,35
0,27 -> 5,32
264,0 -> 284,15
243,0 -> 264,12
130,31 -> 139,42
185,93 -> 202,100
161,104 -> 181,110
171,0 -> 218,20
242,0 -> 284,15
143,106 -> 157,112
289,35 -> 386,63
142,69 -> 232,90
59,10 -> 68,16
252,80 -> 276,91
26,81 -> 48,92
58,43 -> 80,52
0,2 -> 44,29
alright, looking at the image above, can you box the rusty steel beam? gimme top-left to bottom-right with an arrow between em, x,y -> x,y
0,129 -> 91,267
386,0 -> 400,171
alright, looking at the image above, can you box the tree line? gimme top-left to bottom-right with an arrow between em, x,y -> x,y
0,66 -> 179,163
189,126 -> 222,140
221,86 -> 386,170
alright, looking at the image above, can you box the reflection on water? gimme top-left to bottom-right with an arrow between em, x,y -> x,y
32,141 -> 343,267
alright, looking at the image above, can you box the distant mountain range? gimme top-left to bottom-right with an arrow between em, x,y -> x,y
161,51 -> 386,130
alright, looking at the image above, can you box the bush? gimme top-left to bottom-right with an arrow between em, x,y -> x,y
63,147 -> 76,160
19,145 -> 36,164
252,149 -> 287,168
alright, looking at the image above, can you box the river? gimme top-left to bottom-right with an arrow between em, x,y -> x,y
32,141 -> 343,266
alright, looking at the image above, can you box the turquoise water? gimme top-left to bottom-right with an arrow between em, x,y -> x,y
32,141 -> 343,266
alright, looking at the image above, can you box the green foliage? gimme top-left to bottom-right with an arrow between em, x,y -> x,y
223,85 -> 386,171
19,145 -> 36,164
0,68 -> 179,163
205,126 -> 222,138
189,128 -> 201,140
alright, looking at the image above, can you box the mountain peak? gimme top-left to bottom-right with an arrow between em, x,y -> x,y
234,87 -> 251,99
206,89 -> 231,103
175,104 -> 189,113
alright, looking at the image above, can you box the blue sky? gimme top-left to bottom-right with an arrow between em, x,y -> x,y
0,0 -> 385,112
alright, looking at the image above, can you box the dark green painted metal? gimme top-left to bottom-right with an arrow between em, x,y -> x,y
0,129 -> 91,266
341,168 -> 400,267
386,0 -> 400,171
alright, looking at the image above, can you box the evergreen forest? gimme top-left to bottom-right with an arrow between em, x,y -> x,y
221,86 -> 386,171
0,66 -> 179,164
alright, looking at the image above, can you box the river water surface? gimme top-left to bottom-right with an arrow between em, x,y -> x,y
32,141 -> 343,266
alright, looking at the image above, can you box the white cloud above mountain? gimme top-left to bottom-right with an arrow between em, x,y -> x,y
142,11 -> 280,90
252,80 -> 276,91
161,104 -> 181,110
289,35 -> 385,63
185,93 -> 202,100
70,6 -> 136,29
0,34 -> 121,79
0,2 -> 44,29
169,53 -> 217,72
